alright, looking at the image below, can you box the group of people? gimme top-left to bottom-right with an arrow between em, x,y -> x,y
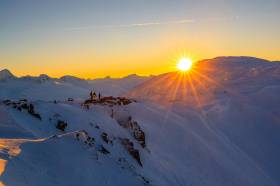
89,91 -> 115,118
90,91 -> 101,101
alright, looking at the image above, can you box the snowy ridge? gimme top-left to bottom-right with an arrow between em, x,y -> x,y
0,71 -> 150,100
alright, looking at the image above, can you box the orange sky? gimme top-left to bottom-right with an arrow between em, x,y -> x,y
0,1 -> 279,78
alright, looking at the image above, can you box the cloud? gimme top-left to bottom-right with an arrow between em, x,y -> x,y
105,19 -> 195,28
68,19 -> 195,31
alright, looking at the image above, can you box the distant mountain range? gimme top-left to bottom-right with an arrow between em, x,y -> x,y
0,68 -> 151,99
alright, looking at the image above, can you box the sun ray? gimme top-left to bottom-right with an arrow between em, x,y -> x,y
186,72 -> 202,108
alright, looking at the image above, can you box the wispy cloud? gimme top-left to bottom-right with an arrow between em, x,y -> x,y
105,19 -> 195,28
68,19 -> 195,31
67,16 -> 240,31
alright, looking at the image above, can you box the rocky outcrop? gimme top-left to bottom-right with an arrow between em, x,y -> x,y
117,116 -> 146,148
2,99 -> 42,120
56,120 -> 68,132
101,132 -> 112,144
130,121 -> 145,148
83,96 -> 135,107
121,138 -> 142,167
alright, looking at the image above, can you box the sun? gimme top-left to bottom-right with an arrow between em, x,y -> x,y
177,57 -> 193,72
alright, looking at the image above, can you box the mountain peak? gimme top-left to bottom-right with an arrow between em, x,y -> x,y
123,74 -> 139,79
206,56 -> 270,63
0,69 -> 16,80
60,75 -> 82,80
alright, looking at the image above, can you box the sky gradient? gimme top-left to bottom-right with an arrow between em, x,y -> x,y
1,0 -> 280,78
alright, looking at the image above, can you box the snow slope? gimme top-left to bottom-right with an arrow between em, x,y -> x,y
0,101 -> 153,186
0,56 -> 280,186
126,56 -> 280,185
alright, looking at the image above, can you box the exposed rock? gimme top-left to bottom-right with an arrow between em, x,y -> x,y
101,132 -> 109,144
31,113 -> 42,120
121,138 -> 142,167
83,96 -> 135,107
118,117 -> 146,148
141,176 -> 150,185
56,120 -> 68,131
3,100 -> 42,120
27,104 -> 42,120
76,133 -> 80,141
21,103 -> 28,110
131,121 -> 146,148
98,145 -> 110,154
74,130 -> 95,148
3,100 -> 11,105
28,104 -> 34,114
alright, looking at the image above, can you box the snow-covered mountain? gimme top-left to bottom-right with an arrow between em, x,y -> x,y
60,75 -> 89,88
0,56 -> 280,186
127,56 -> 280,107
88,74 -> 151,96
0,69 -> 16,81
